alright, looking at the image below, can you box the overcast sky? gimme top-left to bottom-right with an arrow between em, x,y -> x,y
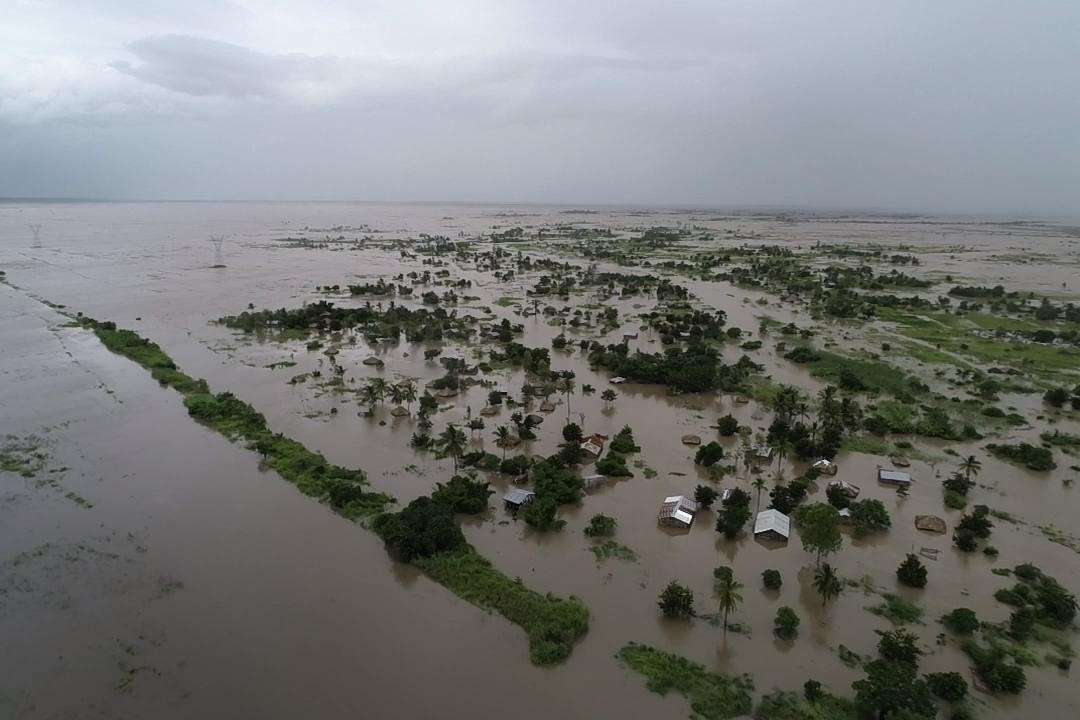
1,1 -> 1078,214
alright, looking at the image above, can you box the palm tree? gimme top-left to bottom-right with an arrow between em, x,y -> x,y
468,418 -> 485,437
561,376 -> 576,420
398,380 -> 417,413
435,424 -> 467,472
774,435 -> 791,467
360,382 -> 380,411
751,476 -> 767,514
960,455 -> 982,482
813,563 -> 842,608
389,383 -> 406,407
715,573 -> 744,635
494,425 -> 512,459
370,378 -> 389,405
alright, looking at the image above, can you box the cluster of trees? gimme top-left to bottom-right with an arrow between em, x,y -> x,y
360,378 -> 417,412
765,384 -> 862,461
953,505 -> 993,552
372,475 -> 493,562
942,455 -> 980,509
220,299 -> 475,342
588,341 -> 763,393
1044,385 -> 1080,409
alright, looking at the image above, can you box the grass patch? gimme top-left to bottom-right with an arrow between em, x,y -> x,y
588,540 -> 638,562
755,690 -> 858,720
0,435 -> 48,478
786,345 -> 925,396
416,547 -> 589,665
495,296 -> 518,307
618,643 -> 753,720
867,593 -> 924,625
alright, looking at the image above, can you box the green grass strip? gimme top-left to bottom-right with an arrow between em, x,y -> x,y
618,643 -> 754,720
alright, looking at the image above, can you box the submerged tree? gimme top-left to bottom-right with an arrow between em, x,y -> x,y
435,424 -> 467,472
658,581 -> 695,619
715,570 -> 744,635
813,562 -> 842,607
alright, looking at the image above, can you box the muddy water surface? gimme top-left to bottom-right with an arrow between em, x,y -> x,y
3,202 -> 1080,719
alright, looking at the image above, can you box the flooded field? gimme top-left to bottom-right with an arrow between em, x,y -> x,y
3,201 -> 1080,719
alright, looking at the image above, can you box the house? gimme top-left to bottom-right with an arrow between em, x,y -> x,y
580,434 -> 605,458
812,458 -> 839,476
877,468 -> 913,487
752,444 -> 775,461
827,479 -> 860,498
583,474 -> 606,490
754,509 -> 791,541
623,331 -> 639,340
503,489 -> 535,510
609,376 -> 626,384
658,495 -> 699,528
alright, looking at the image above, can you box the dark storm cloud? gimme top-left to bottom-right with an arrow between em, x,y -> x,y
1,1 -> 1078,214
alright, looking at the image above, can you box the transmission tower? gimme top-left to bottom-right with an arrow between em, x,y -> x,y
209,235 -> 225,267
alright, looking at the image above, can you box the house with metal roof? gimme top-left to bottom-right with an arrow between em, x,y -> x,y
503,489 -> 535,509
658,495 -> 699,528
877,468 -> 912,486
754,509 -> 791,541
812,458 -> 839,475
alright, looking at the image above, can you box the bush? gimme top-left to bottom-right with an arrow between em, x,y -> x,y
988,442 -> 1056,471
372,497 -> 466,562
499,454 -> 531,476
878,629 -> 922,667
897,554 -> 928,588
774,606 -> 800,640
849,499 -> 891,536
430,475 -> 494,514
584,513 -> 617,538
942,608 -> 980,635
609,425 -> 641,454
524,496 -> 564,531
762,569 -> 783,590
926,672 -> 968,702
953,528 -> 978,552
596,453 -> 633,477
962,641 -> 1026,694
695,442 -> 725,467
717,414 -> 740,436
658,581 -> 695,618
803,680 -> 823,702
694,484 -> 719,509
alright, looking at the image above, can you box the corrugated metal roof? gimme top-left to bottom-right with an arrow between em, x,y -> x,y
878,469 -> 912,484
754,509 -> 791,538
671,509 -> 694,525
504,489 -> 535,505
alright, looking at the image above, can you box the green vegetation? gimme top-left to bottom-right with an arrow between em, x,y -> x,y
868,593 -> 923,626
783,345 -> 925,397
584,513 -> 617,537
775,606 -> 800,640
618,643 -> 754,720
992,563 -> 1077,628
609,425 -> 641,454
754,690 -> 857,720
896,554 -> 928,589
658,581 -> 695,618
416,547 -> 589,665
0,435 -> 47,478
762,569 -> 783,591
587,540 -> 638,562
988,442 -> 1057,471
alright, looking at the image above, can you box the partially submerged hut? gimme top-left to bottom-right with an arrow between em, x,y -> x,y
827,479 -> 860,498
580,434 -> 605,458
658,495 -> 699,528
583,474 -> 606,490
503,489 -> 535,510
812,458 -> 839,476
878,467 -> 913,487
754,509 -> 791,541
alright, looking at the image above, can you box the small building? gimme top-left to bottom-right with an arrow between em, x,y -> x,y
503,489 -> 535,510
623,331 -> 639,340
583,474 -> 606,490
754,509 -> 790,541
878,468 -> 913,487
609,376 -> 626,384
580,434 -> 605,458
812,458 -> 838,476
752,444 -> 775,461
827,479 -> 860,499
658,495 -> 699,528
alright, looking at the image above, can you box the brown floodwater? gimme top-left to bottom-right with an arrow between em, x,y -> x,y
2,201 -> 1079,719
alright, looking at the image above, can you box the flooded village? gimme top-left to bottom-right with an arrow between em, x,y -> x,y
2,202 -> 1079,719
